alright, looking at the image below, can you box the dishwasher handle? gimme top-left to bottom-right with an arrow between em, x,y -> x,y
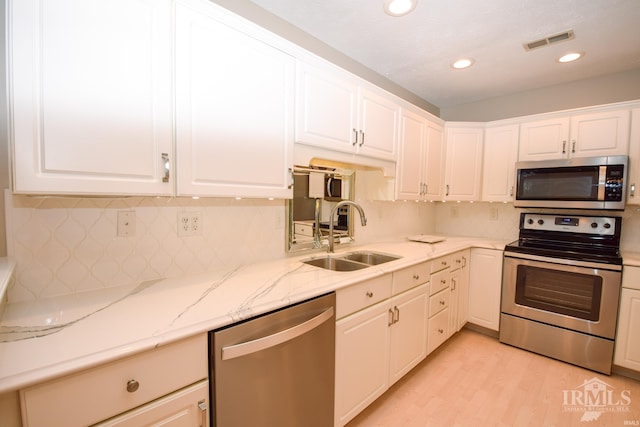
221,307 -> 334,360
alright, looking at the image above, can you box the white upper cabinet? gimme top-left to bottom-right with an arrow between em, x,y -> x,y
482,124 -> 519,202
443,124 -> 484,201
9,0 -> 174,195
518,109 -> 630,161
569,110 -> 630,157
627,108 -> 640,205
296,60 -> 399,161
396,107 -> 444,200
175,0 -> 295,198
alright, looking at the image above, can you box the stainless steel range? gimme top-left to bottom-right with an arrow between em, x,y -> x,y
500,212 -> 623,374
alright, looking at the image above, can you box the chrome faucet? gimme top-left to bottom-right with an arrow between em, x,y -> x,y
328,201 -> 367,253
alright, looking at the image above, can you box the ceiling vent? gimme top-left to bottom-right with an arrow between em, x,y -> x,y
523,30 -> 575,51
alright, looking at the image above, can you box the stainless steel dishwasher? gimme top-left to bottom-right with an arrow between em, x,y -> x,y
210,292 -> 335,427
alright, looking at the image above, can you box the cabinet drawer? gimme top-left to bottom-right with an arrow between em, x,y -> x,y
429,288 -> 450,317
430,269 -> 450,295
336,274 -> 393,319
21,334 -> 207,427
294,222 -> 314,237
622,266 -> 640,290
392,262 -> 430,295
427,307 -> 449,354
451,252 -> 467,271
431,255 -> 451,273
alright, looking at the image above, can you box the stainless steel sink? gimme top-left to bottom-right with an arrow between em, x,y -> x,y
303,257 -> 369,272
302,251 -> 401,271
341,251 -> 401,265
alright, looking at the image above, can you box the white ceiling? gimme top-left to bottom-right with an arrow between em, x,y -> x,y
248,0 -> 640,108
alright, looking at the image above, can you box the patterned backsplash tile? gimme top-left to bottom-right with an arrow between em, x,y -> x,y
6,189 -> 640,304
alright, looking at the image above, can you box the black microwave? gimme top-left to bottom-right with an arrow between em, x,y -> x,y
514,155 -> 628,210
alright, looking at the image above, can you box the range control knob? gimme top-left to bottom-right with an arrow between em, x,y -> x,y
527,218 -> 534,225
591,222 -> 598,228
604,223 -> 611,229
537,219 -> 544,225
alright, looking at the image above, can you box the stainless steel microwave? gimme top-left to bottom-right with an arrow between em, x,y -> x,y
514,155 -> 628,210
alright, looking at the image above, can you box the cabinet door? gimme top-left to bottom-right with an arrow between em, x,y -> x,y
389,285 -> 427,385
396,108 -> 426,199
335,301 -> 390,427
424,122 -> 445,199
175,1 -> 295,198
295,60 -> 358,152
628,108 -> 640,205
94,380 -> 208,427
357,86 -> 399,161
427,307 -> 449,354
444,126 -> 483,201
482,125 -> 519,202
10,0 -> 173,196
518,117 -> 570,161
468,248 -> 503,331
614,288 -> 640,371
570,109 -> 630,157
451,250 -> 470,332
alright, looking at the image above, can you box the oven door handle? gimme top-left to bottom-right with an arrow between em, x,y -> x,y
504,251 -> 622,271
221,307 -> 334,360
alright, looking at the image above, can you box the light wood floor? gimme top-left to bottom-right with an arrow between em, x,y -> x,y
346,328 -> 640,427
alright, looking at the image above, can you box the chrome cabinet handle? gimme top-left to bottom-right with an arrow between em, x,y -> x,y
359,130 -> 365,147
562,140 -> 567,154
413,274 -> 420,280
366,291 -> 373,298
352,128 -> 358,146
222,307 -> 334,360
388,308 -> 395,326
446,184 -> 450,196
509,186 -> 514,196
631,183 -> 636,197
438,328 -> 444,334
451,278 -> 457,291
572,140 -> 576,153
439,300 -> 445,305
161,153 -> 170,183
198,400 -> 207,427
126,379 -> 139,393
288,168 -> 294,189
462,256 -> 467,268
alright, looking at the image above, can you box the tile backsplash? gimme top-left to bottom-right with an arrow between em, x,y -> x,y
6,187 -> 640,304
4,191 -> 437,303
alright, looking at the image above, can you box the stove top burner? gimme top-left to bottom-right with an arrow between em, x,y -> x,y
505,212 -> 623,266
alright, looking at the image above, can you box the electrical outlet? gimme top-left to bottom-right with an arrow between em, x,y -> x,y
117,211 -> 136,237
489,207 -> 499,221
451,206 -> 459,218
177,212 -> 203,236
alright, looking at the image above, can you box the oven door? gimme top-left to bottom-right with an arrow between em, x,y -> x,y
502,253 -> 621,339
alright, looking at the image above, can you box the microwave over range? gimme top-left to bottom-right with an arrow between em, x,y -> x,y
514,155 -> 628,210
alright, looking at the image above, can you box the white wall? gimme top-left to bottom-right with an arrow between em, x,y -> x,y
441,68 -> 640,122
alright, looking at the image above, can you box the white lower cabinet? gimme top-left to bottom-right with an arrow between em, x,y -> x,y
20,334 -> 207,427
467,248 -> 504,332
614,266 -> 640,371
94,380 -> 208,427
427,288 -> 450,354
335,272 -> 427,427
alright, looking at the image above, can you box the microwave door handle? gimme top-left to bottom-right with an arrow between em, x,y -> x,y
326,177 -> 333,198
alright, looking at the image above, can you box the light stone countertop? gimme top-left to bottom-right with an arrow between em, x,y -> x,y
0,236 -> 506,393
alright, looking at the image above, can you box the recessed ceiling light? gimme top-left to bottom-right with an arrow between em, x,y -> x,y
451,58 -> 475,69
384,0 -> 417,17
558,52 -> 584,63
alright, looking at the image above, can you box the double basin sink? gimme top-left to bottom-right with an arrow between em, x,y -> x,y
303,251 -> 401,272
